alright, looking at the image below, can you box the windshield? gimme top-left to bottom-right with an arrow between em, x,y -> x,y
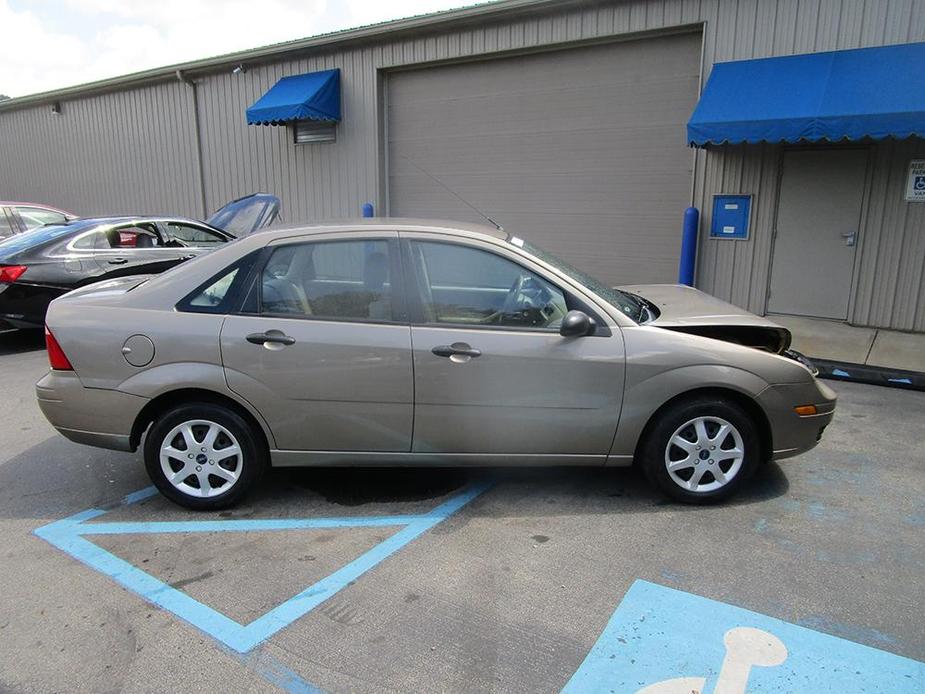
206,194 -> 280,237
514,237 -> 651,324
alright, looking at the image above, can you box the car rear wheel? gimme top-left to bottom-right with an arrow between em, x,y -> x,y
144,403 -> 265,510
640,396 -> 760,504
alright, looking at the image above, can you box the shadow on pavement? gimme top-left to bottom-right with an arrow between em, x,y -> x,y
1,435 -> 789,524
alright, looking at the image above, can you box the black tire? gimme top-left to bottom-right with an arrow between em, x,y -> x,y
639,396 -> 761,504
144,402 -> 266,511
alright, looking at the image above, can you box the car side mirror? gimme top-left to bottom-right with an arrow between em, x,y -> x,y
560,310 -> 593,337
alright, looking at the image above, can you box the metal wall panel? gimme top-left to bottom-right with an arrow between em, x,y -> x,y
1,0 -> 924,328
0,81 -> 201,217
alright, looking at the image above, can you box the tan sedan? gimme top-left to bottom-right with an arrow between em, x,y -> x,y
36,220 -> 835,509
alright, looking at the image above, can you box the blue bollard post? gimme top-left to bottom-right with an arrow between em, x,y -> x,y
362,202 -> 374,218
678,206 -> 699,286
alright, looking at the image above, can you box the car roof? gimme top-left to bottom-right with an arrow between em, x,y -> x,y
55,215 -> 211,227
258,217 -> 508,242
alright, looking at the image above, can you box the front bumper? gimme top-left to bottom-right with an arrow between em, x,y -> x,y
36,370 -> 148,452
759,378 -> 837,460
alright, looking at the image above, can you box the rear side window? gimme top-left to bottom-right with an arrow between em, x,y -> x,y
0,209 -> 15,237
177,252 -> 259,314
72,223 -> 161,249
259,239 -> 397,322
16,206 -> 68,230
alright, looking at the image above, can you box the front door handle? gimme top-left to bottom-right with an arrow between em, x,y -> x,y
841,231 -> 857,247
108,257 -> 128,265
179,254 -> 196,261
432,342 -> 481,359
246,331 -> 296,346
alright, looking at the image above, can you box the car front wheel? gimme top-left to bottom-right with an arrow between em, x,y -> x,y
640,396 -> 761,504
143,403 -> 265,510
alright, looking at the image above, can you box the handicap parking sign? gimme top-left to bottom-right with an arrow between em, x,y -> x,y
905,160 -> 925,201
563,580 -> 923,693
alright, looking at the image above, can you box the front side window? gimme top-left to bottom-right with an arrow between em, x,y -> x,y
164,222 -> 227,247
16,206 -> 67,230
260,239 -> 395,321
410,241 -> 568,329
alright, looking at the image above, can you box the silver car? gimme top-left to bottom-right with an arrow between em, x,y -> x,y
36,220 -> 836,509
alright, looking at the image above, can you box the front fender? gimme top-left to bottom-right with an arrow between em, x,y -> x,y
608,363 -> 770,460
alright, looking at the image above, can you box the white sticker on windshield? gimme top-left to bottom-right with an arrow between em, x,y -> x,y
509,236 -> 524,247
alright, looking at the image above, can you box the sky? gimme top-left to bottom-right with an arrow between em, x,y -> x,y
0,0 -> 478,98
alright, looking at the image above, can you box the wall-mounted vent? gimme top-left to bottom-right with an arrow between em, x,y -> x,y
293,120 -> 336,144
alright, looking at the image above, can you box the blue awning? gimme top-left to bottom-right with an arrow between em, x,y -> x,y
246,69 -> 340,126
688,42 -> 925,146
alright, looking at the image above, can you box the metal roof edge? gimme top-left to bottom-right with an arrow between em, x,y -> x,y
0,0 -> 565,112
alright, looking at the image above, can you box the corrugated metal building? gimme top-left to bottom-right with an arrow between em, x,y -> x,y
1,0 -> 923,331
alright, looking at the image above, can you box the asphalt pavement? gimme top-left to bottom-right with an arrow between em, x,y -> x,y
0,329 -> 922,693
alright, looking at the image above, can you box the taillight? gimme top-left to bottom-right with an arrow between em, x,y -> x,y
44,326 -> 73,371
0,265 -> 27,283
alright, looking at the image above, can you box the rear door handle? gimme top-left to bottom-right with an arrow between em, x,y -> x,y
246,331 -> 296,346
108,257 -> 128,265
432,342 -> 481,358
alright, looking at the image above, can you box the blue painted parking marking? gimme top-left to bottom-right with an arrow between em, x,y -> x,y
563,580 -> 923,693
34,482 -> 490,654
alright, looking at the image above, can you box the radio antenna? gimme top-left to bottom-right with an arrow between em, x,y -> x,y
399,155 -> 504,231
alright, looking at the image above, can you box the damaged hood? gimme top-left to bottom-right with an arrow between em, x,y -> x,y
617,283 -> 792,353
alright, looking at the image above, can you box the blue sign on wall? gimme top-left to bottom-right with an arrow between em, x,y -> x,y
563,580 -> 923,693
711,194 -> 752,240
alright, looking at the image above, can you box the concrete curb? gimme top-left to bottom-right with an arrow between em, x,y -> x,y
812,358 -> 925,392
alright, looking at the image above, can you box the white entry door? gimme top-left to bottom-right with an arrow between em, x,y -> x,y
768,149 -> 868,320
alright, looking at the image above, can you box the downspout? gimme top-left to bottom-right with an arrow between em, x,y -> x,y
176,70 -> 208,219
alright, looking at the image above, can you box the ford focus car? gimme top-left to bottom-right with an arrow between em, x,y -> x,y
36,219 -> 835,510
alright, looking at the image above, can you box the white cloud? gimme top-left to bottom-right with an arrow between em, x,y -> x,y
0,0 -> 474,97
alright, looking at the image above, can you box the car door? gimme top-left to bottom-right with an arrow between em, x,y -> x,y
220,232 -> 414,452
404,235 -> 625,460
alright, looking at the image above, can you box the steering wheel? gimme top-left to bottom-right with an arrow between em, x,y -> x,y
499,274 -> 551,322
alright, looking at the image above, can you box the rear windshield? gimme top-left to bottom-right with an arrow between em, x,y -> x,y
0,224 -> 77,253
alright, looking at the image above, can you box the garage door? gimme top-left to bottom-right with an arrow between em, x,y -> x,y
387,32 -> 701,286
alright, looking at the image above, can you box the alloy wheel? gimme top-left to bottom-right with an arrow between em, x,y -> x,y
159,419 -> 243,498
664,416 -> 745,493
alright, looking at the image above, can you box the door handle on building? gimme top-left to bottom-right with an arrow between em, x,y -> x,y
841,231 -> 857,247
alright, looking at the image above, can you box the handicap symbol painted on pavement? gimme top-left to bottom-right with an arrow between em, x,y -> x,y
915,175 -> 925,191
563,580 -> 923,693
34,482 -> 490,654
